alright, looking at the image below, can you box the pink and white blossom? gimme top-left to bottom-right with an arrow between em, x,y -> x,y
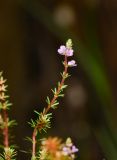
58,45 -> 73,57
68,60 -> 77,67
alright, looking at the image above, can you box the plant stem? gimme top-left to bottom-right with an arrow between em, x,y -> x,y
32,127 -> 37,159
3,108 -> 9,148
44,55 -> 68,115
31,55 -> 68,158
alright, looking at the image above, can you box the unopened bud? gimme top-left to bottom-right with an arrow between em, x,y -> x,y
66,39 -> 72,48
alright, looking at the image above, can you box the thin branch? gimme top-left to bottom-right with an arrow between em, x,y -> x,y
3,109 -> 9,148
31,55 -> 68,158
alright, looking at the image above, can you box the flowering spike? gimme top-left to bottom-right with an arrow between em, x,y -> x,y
30,39 -> 77,159
58,39 -> 77,67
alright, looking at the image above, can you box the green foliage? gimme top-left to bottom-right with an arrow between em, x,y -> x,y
46,96 -> 50,105
51,100 -> 59,109
0,39 -> 78,160
29,112 -> 52,133
61,71 -> 70,80
0,147 -> 17,160
0,72 -> 17,160
8,120 -> 17,128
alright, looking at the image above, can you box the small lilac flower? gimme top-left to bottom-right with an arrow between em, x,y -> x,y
62,145 -> 78,159
66,48 -> 73,56
58,45 -> 66,55
58,45 -> 73,57
68,60 -> 77,67
71,145 -> 79,153
62,147 -> 70,155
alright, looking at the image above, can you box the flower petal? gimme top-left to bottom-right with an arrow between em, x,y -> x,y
68,60 -> 77,67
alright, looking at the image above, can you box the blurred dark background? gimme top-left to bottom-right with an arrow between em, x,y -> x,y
0,0 -> 117,159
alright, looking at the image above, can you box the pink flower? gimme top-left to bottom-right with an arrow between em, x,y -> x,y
71,145 -> 79,153
62,145 -> 78,158
58,45 -> 73,57
65,48 -> 73,56
58,45 -> 66,55
68,60 -> 77,67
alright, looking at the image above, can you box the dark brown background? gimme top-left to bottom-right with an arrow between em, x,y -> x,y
0,0 -> 117,159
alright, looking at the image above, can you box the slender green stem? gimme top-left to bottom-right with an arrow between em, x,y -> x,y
3,109 -> 9,148
31,55 -> 68,158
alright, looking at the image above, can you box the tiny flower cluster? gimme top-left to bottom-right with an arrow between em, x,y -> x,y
62,138 -> 78,159
58,39 -> 77,67
40,137 -> 78,160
